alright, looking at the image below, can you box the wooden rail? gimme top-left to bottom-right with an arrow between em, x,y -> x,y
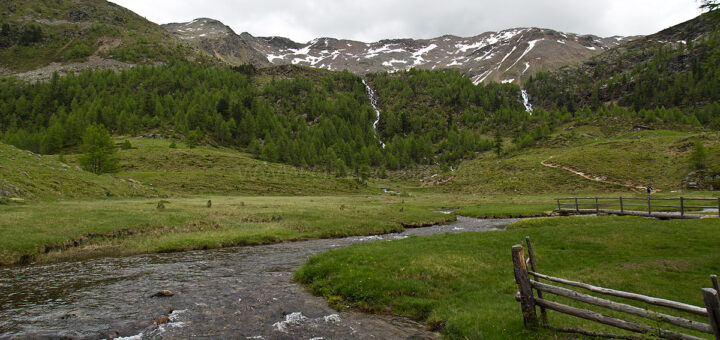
512,237 -> 720,339
555,197 -> 720,219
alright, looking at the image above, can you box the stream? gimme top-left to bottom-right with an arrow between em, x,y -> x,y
0,217 -> 520,339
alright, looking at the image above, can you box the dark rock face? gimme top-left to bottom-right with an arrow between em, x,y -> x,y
68,5 -> 95,22
163,19 -> 636,85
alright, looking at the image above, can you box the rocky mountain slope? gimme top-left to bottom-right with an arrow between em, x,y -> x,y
525,14 -> 719,112
164,18 -> 636,84
0,0 -> 204,79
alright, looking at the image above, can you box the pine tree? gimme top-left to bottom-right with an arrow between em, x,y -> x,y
689,139 -> 708,170
494,129 -> 503,158
79,124 -> 119,174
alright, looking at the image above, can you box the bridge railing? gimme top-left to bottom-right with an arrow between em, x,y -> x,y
555,197 -> 720,218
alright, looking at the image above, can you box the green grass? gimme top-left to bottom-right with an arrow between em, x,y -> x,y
108,138 -> 375,196
0,189 -> 610,266
0,138 -> 374,201
0,195 -> 457,265
0,0 -> 199,72
0,141 -> 159,200
549,130 -> 720,190
425,128 -> 720,195
434,149 -> 621,194
295,216 -> 720,339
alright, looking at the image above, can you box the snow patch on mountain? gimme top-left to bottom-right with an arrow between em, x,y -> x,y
505,39 -> 542,72
165,19 -> 637,85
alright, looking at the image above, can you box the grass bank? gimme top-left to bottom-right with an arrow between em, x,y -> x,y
0,195 -> 455,265
295,216 -> 720,339
0,192 -> 567,266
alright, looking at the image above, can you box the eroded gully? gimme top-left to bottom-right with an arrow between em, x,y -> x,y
0,217 -> 521,340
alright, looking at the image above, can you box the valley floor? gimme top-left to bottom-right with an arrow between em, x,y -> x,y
0,191 -> 585,266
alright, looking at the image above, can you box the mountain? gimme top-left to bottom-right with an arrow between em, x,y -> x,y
525,14 -> 719,114
163,18 -> 270,67
163,18 -> 636,84
0,0 -> 204,80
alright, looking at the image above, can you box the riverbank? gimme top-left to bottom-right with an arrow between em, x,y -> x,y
0,217 -> 521,339
0,195 -> 451,266
1,193 -> 565,266
295,216 -> 720,339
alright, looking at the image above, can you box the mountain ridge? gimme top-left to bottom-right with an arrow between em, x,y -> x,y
0,0 -> 207,79
163,18 -> 638,84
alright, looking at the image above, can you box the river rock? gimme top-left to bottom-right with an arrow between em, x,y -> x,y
153,315 -> 170,327
150,290 -> 174,297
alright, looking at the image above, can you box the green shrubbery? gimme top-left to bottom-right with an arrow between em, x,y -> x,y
78,124 -> 119,174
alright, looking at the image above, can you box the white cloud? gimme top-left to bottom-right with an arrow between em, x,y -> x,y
111,0 -> 704,42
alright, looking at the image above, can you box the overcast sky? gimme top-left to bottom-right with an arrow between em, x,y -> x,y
110,0 -> 704,43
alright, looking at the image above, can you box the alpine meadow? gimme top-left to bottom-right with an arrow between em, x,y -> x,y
1,0 -> 719,339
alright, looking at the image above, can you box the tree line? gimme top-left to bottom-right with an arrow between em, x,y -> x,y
0,62 -> 532,176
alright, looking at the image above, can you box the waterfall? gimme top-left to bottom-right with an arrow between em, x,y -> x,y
362,79 -> 385,148
521,89 -> 533,115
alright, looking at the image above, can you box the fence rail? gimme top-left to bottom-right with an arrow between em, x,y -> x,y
555,197 -> 720,219
512,237 -> 720,339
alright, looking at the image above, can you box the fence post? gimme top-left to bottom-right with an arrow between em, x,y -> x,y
717,198 -> 719,219
620,197 -> 624,214
713,275 -> 720,294
556,199 -> 561,212
647,196 -> 652,216
595,197 -> 599,214
525,237 -> 548,325
702,288 -> 720,340
680,197 -> 684,217
512,245 -> 538,328
575,198 -> 579,213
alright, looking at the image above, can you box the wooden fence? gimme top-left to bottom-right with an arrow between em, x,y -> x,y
555,197 -> 720,219
512,237 -> 720,339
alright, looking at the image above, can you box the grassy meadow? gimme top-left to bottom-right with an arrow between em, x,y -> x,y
295,216 -> 720,339
1,126 -> 718,339
0,195 -> 458,265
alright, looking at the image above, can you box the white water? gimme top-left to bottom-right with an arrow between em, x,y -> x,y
521,89 -> 533,115
362,79 -> 385,147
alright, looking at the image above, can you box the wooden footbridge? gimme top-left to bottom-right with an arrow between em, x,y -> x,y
555,196 -> 720,219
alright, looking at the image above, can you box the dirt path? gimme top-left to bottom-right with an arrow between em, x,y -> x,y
541,156 -> 650,192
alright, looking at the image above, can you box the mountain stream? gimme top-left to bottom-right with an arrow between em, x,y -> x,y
0,217 -> 520,339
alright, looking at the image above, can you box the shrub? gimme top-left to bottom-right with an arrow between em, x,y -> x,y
689,139 -> 708,170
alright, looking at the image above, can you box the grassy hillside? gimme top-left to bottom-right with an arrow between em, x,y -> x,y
423,121 -> 720,193
549,130 -> 720,190
0,141 -> 158,201
104,137 -> 374,196
525,14 -> 720,115
0,0 -> 201,72
0,135 -> 375,201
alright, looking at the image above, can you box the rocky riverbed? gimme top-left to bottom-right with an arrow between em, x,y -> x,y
0,217 -> 519,339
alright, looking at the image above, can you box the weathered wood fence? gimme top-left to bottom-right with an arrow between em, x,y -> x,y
555,197 -> 720,219
513,237 -> 720,339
